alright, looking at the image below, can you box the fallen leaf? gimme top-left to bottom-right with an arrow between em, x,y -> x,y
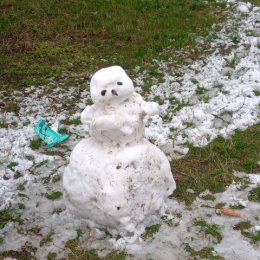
220,208 -> 241,217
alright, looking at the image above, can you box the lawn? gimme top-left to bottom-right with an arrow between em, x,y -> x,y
172,124 -> 260,204
0,0 -> 227,89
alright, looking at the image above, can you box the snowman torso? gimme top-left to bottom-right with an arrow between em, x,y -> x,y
63,66 -> 176,236
89,93 -> 145,145
64,138 -> 175,235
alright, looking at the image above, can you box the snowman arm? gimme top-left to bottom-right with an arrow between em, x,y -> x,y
133,93 -> 159,116
81,105 -> 94,125
142,101 -> 159,116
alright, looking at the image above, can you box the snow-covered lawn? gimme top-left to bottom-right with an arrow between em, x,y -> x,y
0,1 -> 259,260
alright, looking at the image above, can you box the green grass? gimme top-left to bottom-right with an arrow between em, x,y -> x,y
59,127 -> 70,134
229,204 -> 245,210
7,161 -> 19,170
18,203 -> 26,210
242,231 -> 260,244
68,248 -> 127,260
233,221 -> 252,231
195,86 -> 208,95
0,249 -> 35,260
47,252 -> 57,260
33,159 -> 48,169
171,124 -> 260,204
4,101 -> 20,114
0,207 -> 23,229
200,194 -> 216,201
194,220 -> 222,243
14,171 -> 22,179
29,139 -> 42,150
52,174 -> 61,183
249,0 -> 260,5
185,244 -> 224,260
65,229 -> 127,260
141,224 -> 161,240
248,187 -> 260,202
61,117 -> 81,126
45,191 -> 63,200
0,0 -> 228,90
17,181 -> 27,191
233,221 -> 260,244
40,230 -> 55,246
161,215 -> 174,226
41,171 -> 60,184
51,208 -> 63,215
0,120 -> 8,128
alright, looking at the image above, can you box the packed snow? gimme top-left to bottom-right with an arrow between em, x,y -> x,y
64,66 -> 175,236
0,0 -> 259,259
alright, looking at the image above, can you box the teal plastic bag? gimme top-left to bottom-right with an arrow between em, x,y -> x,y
34,119 -> 69,148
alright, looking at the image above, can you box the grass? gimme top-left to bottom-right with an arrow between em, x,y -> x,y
249,0 -> 260,5
61,117 -> 81,126
51,208 -> 63,215
141,224 -> 161,240
0,0 -> 228,90
185,244 -> 224,260
4,101 -> 20,114
0,207 -> 23,229
47,252 -> 57,260
248,187 -> 260,202
0,249 -> 35,260
200,194 -> 216,201
233,221 -> 260,244
17,181 -> 27,191
67,248 -> 127,260
229,204 -> 245,210
0,120 -> 8,128
233,221 -> 252,231
65,229 -> 127,260
7,161 -> 19,170
52,174 -> 61,183
194,220 -> 222,243
161,215 -> 174,226
242,231 -> 260,244
59,127 -> 70,134
171,124 -> 260,204
33,159 -> 48,169
40,171 -> 61,184
14,171 -> 22,179
29,139 -> 42,150
40,230 -> 55,246
195,86 -> 208,95
18,203 -> 26,210
45,191 -> 63,200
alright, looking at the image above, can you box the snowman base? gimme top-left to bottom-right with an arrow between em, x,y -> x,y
63,138 -> 175,236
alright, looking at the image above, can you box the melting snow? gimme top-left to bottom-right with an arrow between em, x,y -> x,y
0,1 -> 259,259
141,2 -> 260,159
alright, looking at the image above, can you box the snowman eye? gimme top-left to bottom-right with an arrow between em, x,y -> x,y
117,82 -> 123,86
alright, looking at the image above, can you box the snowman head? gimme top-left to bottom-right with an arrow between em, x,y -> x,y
90,66 -> 134,106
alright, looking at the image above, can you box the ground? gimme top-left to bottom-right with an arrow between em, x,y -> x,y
0,0 -> 260,260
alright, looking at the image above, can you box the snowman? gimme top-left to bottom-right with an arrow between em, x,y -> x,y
63,66 -> 176,236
